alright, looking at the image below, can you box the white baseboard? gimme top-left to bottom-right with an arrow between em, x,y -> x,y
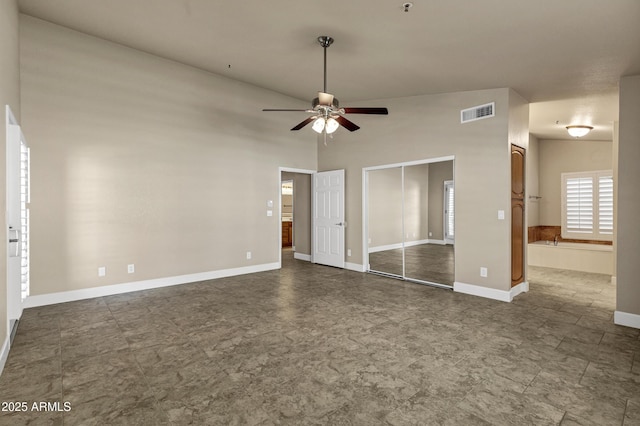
24,262 -> 280,309
345,262 -> 365,272
511,281 -> 529,299
369,239 -> 432,253
368,242 -> 403,253
0,336 -> 9,378
453,280 -> 529,303
293,252 -> 311,262
614,311 -> 640,330
427,239 -> 447,245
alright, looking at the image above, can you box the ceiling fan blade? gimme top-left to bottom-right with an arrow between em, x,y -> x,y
335,116 -> 360,132
318,92 -> 334,106
263,109 -> 310,112
291,117 -> 316,131
343,107 -> 389,115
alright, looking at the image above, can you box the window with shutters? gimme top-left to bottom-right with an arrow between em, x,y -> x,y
444,180 -> 454,242
561,170 -> 613,241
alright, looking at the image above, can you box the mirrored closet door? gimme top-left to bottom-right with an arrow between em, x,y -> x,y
367,167 -> 404,277
366,158 -> 455,288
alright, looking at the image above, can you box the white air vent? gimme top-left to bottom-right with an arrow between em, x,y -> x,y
461,102 -> 495,123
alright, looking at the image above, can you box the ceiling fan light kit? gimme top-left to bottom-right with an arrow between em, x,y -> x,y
262,36 -> 388,137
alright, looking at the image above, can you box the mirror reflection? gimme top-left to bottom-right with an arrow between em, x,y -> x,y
368,167 -> 404,277
367,159 -> 454,287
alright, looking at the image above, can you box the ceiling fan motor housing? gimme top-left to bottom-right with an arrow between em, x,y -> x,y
312,96 -> 339,109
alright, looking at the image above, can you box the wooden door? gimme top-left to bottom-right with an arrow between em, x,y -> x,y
511,145 -> 525,287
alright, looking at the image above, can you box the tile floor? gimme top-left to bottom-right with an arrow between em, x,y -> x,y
0,251 -> 638,425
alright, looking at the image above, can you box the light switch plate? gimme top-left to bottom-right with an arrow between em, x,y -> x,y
498,210 -> 505,220
267,210 -> 273,217
267,200 -> 273,208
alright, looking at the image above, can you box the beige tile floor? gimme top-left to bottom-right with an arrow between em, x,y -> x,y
0,251 -> 638,425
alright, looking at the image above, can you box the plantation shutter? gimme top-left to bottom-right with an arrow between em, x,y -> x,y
562,170 -> 613,241
565,176 -> 594,233
598,174 -> 613,235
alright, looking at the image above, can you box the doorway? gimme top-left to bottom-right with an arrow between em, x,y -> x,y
6,106 -> 30,343
281,180 -> 293,248
364,156 -> 455,288
279,168 -> 314,267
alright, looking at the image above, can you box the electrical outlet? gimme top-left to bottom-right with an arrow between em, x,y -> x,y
347,249 -> 352,257
429,232 -> 432,237
127,264 -> 135,274
480,267 -> 488,278
98,267 -> 106,277
246,251 -> 252,260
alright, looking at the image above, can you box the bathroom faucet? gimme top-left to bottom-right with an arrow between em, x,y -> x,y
554,234 -> 559,246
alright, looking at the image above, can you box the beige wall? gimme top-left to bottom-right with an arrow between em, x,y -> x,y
403,163 -> 430,243
20,16 -> 316,295
617,75 -> 640,317
526,135 -> 540,227
427,161 -> 454,241
538,139 -> 613,226
1,0 -> 20,356
319,88 -> 519,291
281,172 -> 311,256
368,167 -> 404,248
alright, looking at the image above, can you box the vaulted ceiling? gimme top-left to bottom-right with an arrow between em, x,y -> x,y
18,0 -> 640,140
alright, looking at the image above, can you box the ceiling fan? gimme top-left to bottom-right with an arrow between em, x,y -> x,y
262,36 -> 388,136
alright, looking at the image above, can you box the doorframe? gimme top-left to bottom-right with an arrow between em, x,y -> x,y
278,167 -> 315,268
5,104 -> 31,353
362,155 -> 455,277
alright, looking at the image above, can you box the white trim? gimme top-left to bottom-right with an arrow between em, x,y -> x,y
279,167 -> 316,268
24,262 -> 279,308
369,242 -> 403,253
368,239 -> 432,253
6,105 -> 18,126
280,167 -> 317,175
363,155 -> 455,172
345,262 -> 365,272
293,252 -> 311,262
614,311 -> 640,330
427,239 -> 447,245
510,281 -> 529,299
0,336 -> 9,377
453,280 -> 528,303
362,167 -> 369,279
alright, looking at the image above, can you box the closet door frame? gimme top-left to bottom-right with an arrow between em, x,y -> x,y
363,155 -> 455,288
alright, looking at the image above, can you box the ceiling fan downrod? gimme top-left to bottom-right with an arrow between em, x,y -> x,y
318,36 -> 334,93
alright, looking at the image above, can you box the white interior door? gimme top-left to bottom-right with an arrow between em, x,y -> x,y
313,169 -> 345,268
6,122 -> 30,330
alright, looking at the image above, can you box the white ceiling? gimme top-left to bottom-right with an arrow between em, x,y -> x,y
18,0 -> 640,141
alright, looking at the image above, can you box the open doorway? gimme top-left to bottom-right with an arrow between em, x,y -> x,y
279,168 -> 314,268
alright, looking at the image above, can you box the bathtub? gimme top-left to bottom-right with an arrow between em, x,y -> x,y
528,241 -> 613,275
